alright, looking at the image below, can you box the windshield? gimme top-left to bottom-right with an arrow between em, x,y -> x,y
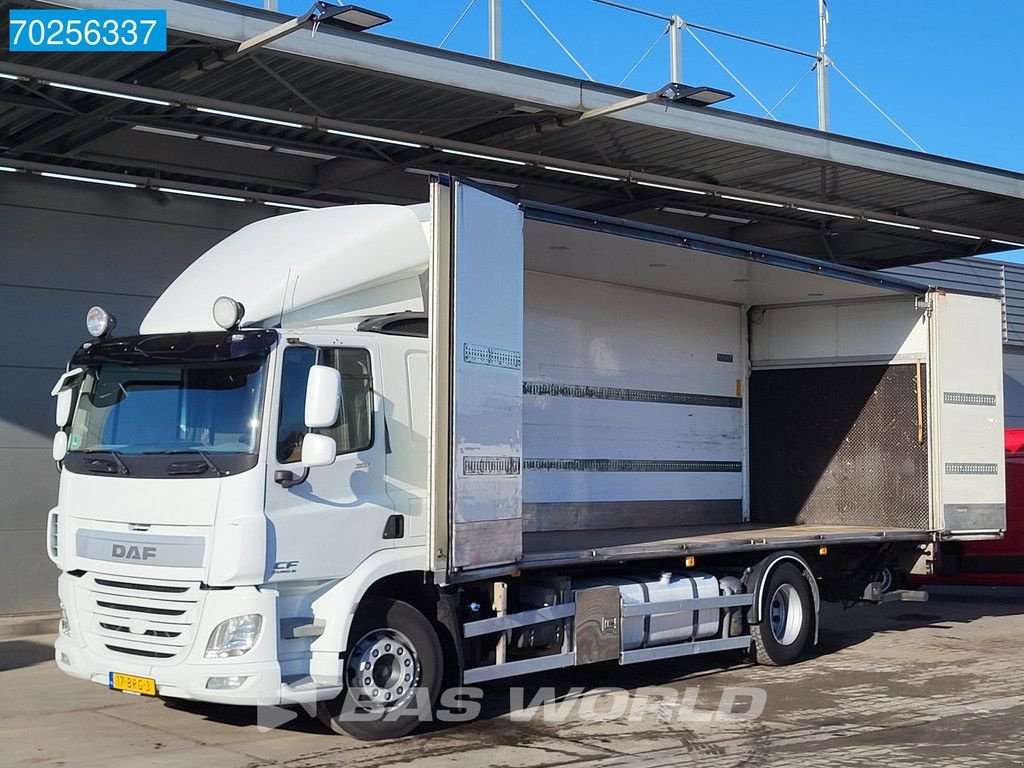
67,356 -> 267,456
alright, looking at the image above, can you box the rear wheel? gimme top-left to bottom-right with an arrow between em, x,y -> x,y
317,598 -> 442,741
750,563 -> 814,666
872,565 -> 904,594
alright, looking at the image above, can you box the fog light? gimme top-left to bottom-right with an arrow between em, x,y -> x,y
85,306 -> 116,338
59,653 -> 70,665
206,675 -> 249,690
59,605 -> 72,637
205,614 -> 262,658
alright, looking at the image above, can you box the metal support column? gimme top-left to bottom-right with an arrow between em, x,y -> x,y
669,14 -> 684,83
816,0 -> 830,131
489,0 -> 502,61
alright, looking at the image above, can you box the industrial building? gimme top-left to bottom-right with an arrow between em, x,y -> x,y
3,0 -> 1024,615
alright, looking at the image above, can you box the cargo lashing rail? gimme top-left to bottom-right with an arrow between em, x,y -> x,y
462,589 -> 755,684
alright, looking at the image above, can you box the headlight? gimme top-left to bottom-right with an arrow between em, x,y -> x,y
205,614 -> 262,659
59,605 -> 72,638
85,306 -> 117,338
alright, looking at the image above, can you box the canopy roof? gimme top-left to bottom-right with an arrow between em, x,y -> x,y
2,0 -> 1024,268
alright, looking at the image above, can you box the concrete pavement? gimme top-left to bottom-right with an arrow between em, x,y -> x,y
2,587 -> 1023,767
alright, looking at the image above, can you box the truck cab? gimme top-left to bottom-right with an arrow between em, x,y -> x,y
51,204 -> 434,708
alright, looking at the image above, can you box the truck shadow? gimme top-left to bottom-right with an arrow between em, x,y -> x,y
0,638 -> 56,672
808,587 -> 1024,658
156,586 -> 1024,737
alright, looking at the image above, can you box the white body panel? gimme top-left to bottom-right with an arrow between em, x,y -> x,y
448,183 -> 525,569
750,297 -> 929,369
929,292 -> 1007,532
523,272 -> 744,506
141,205 -> 430,334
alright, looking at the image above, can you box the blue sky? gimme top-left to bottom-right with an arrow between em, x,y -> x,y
259,0 -> 1024,174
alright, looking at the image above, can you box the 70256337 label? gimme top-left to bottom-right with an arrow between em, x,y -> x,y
8,9 -> 167,53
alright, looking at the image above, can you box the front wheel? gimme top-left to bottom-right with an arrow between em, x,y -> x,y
317,598 -> 442,740
750,563 -> 814,666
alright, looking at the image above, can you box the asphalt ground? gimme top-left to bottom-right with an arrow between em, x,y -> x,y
2,586 -> 1023,768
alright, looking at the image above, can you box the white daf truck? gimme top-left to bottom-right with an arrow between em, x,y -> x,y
48,178 -> 1006,739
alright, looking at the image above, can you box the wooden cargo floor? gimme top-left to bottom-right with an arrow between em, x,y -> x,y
521,523 -> 931,568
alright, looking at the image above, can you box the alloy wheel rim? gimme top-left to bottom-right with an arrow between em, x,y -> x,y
345,628 -> 421,712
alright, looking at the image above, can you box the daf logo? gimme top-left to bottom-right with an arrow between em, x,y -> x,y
111,544 -> 158,561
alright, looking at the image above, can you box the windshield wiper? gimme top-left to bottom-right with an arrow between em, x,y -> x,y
145,449 -> 226,477
82,449 -> 131,476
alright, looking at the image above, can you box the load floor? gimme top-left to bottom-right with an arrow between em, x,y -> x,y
520,523 -> 931,568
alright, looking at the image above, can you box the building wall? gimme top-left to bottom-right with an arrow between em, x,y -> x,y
0,174 -> 273,615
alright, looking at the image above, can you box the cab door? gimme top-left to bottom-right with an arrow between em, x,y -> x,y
264,336 -> 395,582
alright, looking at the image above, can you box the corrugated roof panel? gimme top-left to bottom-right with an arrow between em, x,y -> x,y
2,0 -> 1024,268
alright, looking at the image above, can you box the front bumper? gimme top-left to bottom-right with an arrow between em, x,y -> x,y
55,571 -> 287,706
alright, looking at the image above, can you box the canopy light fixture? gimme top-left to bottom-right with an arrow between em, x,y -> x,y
658,83 -> 735,106
993,239 -> 1024,249
310,3 -> 392,32
0,165 -> 17,173
212,296 -> 246,330
440,148 -> 527,166
262,201 -> 316,210
661,206 -> 752,225
577,82 -> 735,123
636,180 -> 708,196
543,165 -> 622,182
195,107 -> 304,129
796,206 -> 856,220
86,306 -> 116,339
0,72 -> 20,81
40,171 -> 137,188
325,128 -> 423,148
131,125 -> 201,140
931,228 -> 981,241
866,217 -> 920,231
157,187 -> 247,203
46,81 -> 172,106
236,2 -> 391,57
720,194 -> 784,208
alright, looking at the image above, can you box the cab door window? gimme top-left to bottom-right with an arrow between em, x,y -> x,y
276,346 -> 374,464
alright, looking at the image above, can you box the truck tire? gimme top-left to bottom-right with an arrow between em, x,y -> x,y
750,563 -> 813,666
317,598 -> 443,740
872,565 -> 904,594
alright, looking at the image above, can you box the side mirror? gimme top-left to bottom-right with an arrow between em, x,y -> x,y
52,432 -> 68,462
300,433 -> 336,468
51,367 -> 84,427
55,389 -> 74,428
304,365 -> 341,428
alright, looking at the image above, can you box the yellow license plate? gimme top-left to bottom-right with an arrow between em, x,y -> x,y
109,672 -> 157,696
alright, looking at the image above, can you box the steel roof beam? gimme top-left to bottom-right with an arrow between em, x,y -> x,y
1,60 -> 1021,248
33,0 -> 1024,201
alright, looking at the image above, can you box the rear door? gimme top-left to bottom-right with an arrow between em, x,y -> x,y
930,291 -> 1006,534
428,178 -> 525,575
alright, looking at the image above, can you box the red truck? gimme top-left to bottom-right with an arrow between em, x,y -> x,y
912,429 -> 1024,587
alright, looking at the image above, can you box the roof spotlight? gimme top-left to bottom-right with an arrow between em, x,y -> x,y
85,306 -> 117,338
213,296 -> 245,330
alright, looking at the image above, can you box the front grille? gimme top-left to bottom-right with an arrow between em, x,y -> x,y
94,578 -> 189,594
99,622 -> 182,638
105,645 -> 176,659
95,600 -> 186,616
81,574 -> 201,664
